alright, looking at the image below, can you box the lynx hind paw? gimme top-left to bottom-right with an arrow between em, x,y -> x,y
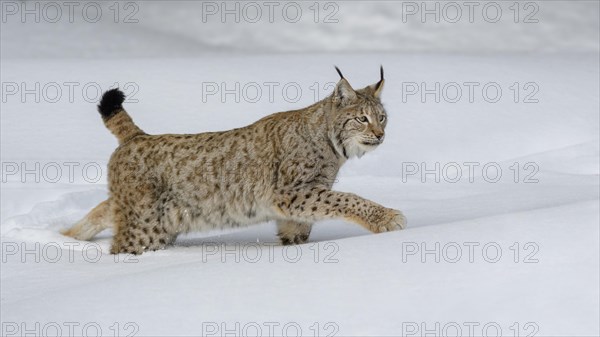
279,233 -> 310,245
376,210 -> 407,233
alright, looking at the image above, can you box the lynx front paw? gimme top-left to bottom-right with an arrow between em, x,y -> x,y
373,209 -> 407,233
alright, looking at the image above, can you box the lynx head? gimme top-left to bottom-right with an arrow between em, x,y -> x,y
328,66 -> 387,159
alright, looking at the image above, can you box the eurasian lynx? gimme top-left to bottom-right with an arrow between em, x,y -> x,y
63,67 -> 406,254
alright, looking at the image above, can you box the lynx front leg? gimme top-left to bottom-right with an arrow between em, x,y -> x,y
277,220 -> 312,245
275,189 -> 406,233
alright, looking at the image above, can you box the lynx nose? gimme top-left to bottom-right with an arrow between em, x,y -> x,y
374,132 -> 384,141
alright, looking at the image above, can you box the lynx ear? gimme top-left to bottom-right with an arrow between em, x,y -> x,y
333,66 -> 357,105
371,65 -> 385,98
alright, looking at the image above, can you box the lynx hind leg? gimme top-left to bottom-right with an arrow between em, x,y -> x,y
110,223 -> 178,255
110,205 -> 179,255
277,220 -> 312,245
62,200 -> 112,240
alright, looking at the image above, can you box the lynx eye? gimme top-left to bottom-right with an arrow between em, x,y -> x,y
356,116 -> 368,123
379,115 -> 386,123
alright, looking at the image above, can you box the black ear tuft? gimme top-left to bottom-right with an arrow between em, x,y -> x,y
375,66 -> 384,91
97,88 -> 125,120
335,66 -> 344,79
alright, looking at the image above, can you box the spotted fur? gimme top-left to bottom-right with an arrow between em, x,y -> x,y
62,68 -> 406,254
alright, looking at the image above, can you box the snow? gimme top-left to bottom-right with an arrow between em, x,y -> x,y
1,1 -> 599,336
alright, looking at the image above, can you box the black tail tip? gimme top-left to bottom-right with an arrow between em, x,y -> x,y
98,88 -> 125,120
